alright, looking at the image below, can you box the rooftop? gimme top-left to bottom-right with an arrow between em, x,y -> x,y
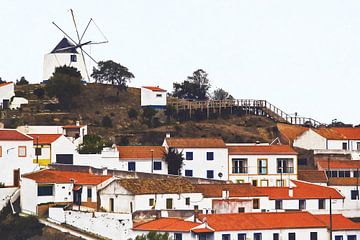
317,160 -> 360,169
314,214 -> 360,230
227,144 -> 297,155
298,170 -> 328,183
51,37 -> 78,54
315,127 -> 360,140
28,134 -> 62,145
0,82 -> 13,88
142,86 -> 167,92
328,178 -> 360,186
117,146 -> 165,160
133,218 -> 200,232
0,129 -> 33,141
165,137 -> 226,148
195,183 -> 264,198
277,123 -> 308,143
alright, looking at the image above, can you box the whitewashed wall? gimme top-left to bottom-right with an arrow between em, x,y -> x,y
0,83 -> 14,107
140,88 -> 167,107
17,126 -> 64,134
293,129 -> 326,150
333,185 -> 360,218
332,230 -> 360,240
20,178 -> 38,214
51,136 -> 77,163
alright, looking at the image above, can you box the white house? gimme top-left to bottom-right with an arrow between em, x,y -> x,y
163,137 -> 228,180
43,37 -> 88,81
28,133 -> 77,166
0,82 -> 15,109
20,169 -> 113,215
227,144 -> 298,186
141,86 -> 167,108
0,129 -> 37,186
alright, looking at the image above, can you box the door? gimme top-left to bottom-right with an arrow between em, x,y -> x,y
109,198 -> 114,212
2,99 -> 9,109
56,154 -> 73,164
13,169 -> 20,187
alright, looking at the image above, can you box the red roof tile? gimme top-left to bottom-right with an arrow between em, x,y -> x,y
314,214 -> 360,230
117,146 -> 165,159
328,178 -> 360,186
298,170 -> 328,183
315,127 -> 360,140
22,169 -> 111,185
165,138 -> 226,148
133,218 -> 200,232
191,227 -> 214,233
195,183 -> 264,198
0,82 -> 13,88
317,160 -> 360,170
28,134 -> 62,144
228,145 -> 297,155
198,212 -> 326,231
277,123 -> 308,143
0,129 -> 33,141
142,86 -> 166,92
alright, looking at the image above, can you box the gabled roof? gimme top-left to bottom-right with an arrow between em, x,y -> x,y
198,212 -> 327,231
142,86 -> 167,92
133,218 -> 200,232
328,178 -> 360,186
194,183 -> 264,198
22,169 -> 111,185
258,180 -> 343,200
277,123 -> 309,143
0,82 -> 13,88
0,129 -> 33,141
51,37 -> 78,54
28,134 -> 62,145
116,178 -> 195,195
117,146 -> 165,160
314,214 -> 360,230
165,138 -> 226,148
315,127 -> 360,140
227,145 -> 297,155
298,170 -> 328,183
317,160 -> 360,170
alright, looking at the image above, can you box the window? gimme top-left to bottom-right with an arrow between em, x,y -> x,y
0,146 -> 2,157
276,180 -> 285,187
310,232 -> 318,240
156,94 -> 162,98
331,171 -> 338,177
149,198 -> 155,207
166,198 -> 173,209
254,233 -> 262,240
222,234 -> 230,240
335,236 -> 344,240
128,162 -> 136,171
70,54 -> 77,62
273,233 -> 279,240
185,152 -> 193,160
298,158 -> 307,165
206,152 -> 214,160
348,235 -> 357,240
252,180 -> 257,187
238,234 -> 246,240
153,161 -> 162,170
318,199 -> 325,209
185,197 -> 190,205
277,158 -> 294,173
354,170 -> 360,178
260,180 -> 269,187
238,207 -> 245,213
37,184 -> 53,196
35,148 -> 41,156
87,187 -> 92,199
275,200 -> 282,210
342,142 -> 348,150
351,190 -> 359,200
299,199 -> 306,210
289,232 -> 296,240
18,146 -> 26,157
185,170 -> 193,177
109,198 -> 114,212
253,199 -> 260,209
232,158 -> 247,173
357,142 -> 360,150
258,159 -> 267,174
207,170 -> 214,179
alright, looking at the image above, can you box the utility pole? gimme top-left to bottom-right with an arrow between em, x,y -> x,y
329,196 -> 333,240
327,156 -> 331,186
150,149 -> 154,173
36,136 -> 39,164
357,168 -> 359,200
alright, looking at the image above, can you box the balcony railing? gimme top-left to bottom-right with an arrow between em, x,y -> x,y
277,167 -> 294,174
232,167 -> 248,174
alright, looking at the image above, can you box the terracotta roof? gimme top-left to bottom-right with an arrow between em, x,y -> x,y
328,178 -> 360,186
317,160 -> 360,170
117,178 -> 195,195
198,212 -> 326,231
227,145 -> 297,155
22,169 -> 111,185
28,134 -> 62,144
62,125 -> 84,129
0,129 -> 33,141
258,180 -> 343,200
0,82 -> 13,88
133,218 -> 200,232
191,228 -> 215,233
314,214 -> 360,230
315,127 -> 360,140
165,138 -> 226,148
298,170 -> 328,183
117,146 -> 165,159
277,123 -> 308,143
195,183 -> 264,198
142,86 -> 166,92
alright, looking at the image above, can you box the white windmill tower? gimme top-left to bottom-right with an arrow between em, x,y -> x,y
43,9 -> 108,82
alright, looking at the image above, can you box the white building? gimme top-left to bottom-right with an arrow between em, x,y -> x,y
227,144 -> 298,186
141,86 -> 167,108
0,82 -> 15,109
43,37 -> 88,81
0,129 -> 37,186
20,169 -> 113,215
163,137 -> 228,180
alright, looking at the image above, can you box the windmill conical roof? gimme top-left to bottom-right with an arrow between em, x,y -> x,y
51,37 -> 78,54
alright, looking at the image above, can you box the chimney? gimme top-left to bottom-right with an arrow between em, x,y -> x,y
102,167 -> 108,176
76,121 -> 80,126
193,205 -> 199,222
288,186 -> 293,198
222,190 -> 229,199
166,133 -> 171,138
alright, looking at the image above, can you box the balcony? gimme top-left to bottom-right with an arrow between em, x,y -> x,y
277,167 -> 294,174
232,167 -> 248,174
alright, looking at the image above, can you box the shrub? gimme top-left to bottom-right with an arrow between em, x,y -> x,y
102,116 -> 113,128
33,88 -> 45,99
128,108 -> 138,119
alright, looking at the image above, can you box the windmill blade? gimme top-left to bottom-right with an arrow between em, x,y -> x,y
79,46 -> 91,81
87,41 -> 108,45
70,9 -> 81,44
52,21 -> 78,46
80,18 -> 93,42
81,47 -> 98,65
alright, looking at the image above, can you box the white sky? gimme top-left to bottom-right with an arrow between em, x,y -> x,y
1,1 -> 360,124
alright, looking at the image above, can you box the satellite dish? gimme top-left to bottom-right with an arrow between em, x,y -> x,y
218,172 -> 223,178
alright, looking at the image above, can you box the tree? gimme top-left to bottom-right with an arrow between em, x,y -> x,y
143,107 -> 157,127
102,116 -> 113,128
163,148 -> 184,175
16,76 -> 29,85
33,88 -> 45,99
212,88 -> 234,100
164,105 -> 176,122
45,66 -> 82,109
0,77 -> 5,84
77,134 -> 110,154
128,108 -> 138,119
91,60 -> 134,95
129,231 -> 172,240
172,69 -> 211,100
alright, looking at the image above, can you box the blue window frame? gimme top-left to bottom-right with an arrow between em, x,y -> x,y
222,234 -> 230,240
37,185 -> 54,196
185,170 -> 193,177
153,161 -> 162,170
206,152 -> 214,160
238,233 -> 246,240
254,233 -> 262,240
207,170 -> 214,179
174,233 -> 182,240
128,162 -> 136,171
186,152 -> 193,160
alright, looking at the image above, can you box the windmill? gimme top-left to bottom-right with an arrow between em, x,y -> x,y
44,9 -> 108,82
